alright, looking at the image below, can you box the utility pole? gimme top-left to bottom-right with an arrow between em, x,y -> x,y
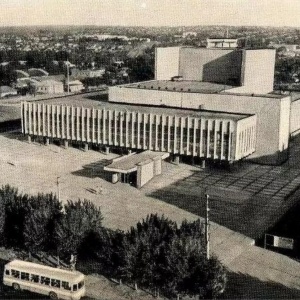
57,176 -> 60,202
205,193 -> 210,260
66,63 -> 70,95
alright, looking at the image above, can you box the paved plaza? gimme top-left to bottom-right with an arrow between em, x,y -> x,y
145,135 -> 300,239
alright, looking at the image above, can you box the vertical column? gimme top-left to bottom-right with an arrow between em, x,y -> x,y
37,104 -> 41,136
51,105 -> 55,138
66,106 -> 70,140
47,105 -> 50,137
193,118 -> 197,157
28,103 -> 32,135
180,117 -> 184,154
213,120 -> 218,160
56,105 -> 60,138
61,106 -> 65,139
228,122 -> 232,161
81,107 -> 85,142
186,117 -> 190,156
137,113 -> 140,149
120,111 -> 123,146
21,102 -> 24,134
149,113 -> 153,150
155,114 -> 159,151
76,106 -> 80,140
108,110 -> 112,145
22,103 -> 26,134
102,109 -> 106,144
199,119 -> 203,157
161,114 -> 165,152
143,113 -> 147,149
32,103 -> 37,135
92,108 -> 95,143
42,104 -> 46,136
206,120 -> 211,158
71,106 -> 74,140
131,112 -> 135,148
174,116 -> 177,153
97,109 -> 101,144
125,111 -> 129,147
114,110 -> 118,146
220,121 -> 225,160
167,115 -> 171,152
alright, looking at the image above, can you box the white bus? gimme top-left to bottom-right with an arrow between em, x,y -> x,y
3,259 -> 86,300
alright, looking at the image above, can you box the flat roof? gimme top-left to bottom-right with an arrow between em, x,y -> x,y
125,80 -> 235,94
104,151 -> 169,173
122,80 -> 286,99
35,92 -> 252,121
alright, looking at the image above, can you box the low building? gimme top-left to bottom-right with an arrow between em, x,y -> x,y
207,38 -> 238,48
31,80 -> 64,94
0,86 -> 17,98
67,80 -> 84,93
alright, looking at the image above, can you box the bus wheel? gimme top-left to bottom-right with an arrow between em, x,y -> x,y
49,291 -> 58,299
12,283 -> 20,291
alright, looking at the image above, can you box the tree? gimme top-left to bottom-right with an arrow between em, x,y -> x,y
23,193 -> 62,254
23,209 -> 51,254
0,193 -> 5,246
54,199 -> 103,257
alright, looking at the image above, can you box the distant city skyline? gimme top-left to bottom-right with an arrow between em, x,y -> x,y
1,0 -> 300,28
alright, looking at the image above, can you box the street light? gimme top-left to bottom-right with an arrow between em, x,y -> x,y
57,176 -> 60,202
204,193 -> 210,260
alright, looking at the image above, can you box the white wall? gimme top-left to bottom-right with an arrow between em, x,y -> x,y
230,49 -> 276,94
290,100 -> 300,136
179,48 -> 241,84
109,86 -> 290,164
137,160 -> 154,188
155,47 -> 181,80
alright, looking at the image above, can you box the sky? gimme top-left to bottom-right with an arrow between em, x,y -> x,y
1,0 -> 300,28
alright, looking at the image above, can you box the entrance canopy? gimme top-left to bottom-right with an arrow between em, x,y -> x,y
104,150 -> 169,174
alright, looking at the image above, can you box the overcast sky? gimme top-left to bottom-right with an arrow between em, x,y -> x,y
2,0 -> 300,27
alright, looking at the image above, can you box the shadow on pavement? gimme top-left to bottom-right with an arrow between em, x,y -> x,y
223,271 -> 300,299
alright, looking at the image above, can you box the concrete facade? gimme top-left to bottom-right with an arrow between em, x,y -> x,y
21,101 -> 256,162
109,84 -> 290,164
155,47 -> 276,94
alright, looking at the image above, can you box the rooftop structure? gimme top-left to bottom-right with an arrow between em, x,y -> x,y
207,38 -> 238,48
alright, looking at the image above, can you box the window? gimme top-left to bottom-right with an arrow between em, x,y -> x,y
11,270 -> 20,278
5,269 -> 9,276
21,272 -> 30,281
73,284 -> 78,291
51,279 -> 61,288
31,274 -> 39,283
62,281 -> 71,290
78,281 -> 84,289
41,276 -> 50,285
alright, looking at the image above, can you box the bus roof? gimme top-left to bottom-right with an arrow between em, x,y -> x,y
5,260 -> 84,283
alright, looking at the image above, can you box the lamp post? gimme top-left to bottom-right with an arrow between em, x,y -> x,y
57,176 -> 60,202
205,193 -> 210,260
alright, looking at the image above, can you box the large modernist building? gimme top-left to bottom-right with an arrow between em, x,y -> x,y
21,43 -> 300,166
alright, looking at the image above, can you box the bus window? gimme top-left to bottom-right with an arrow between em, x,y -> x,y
31,274 -> 39,283
62,281 -> 71,290
11,270 -> 20,278
78,281 -> 84,289
21,272 -> 30,281
51,279 -> 60,288
73,284 -> 78,291
41,276 -> 50,285
5,269 -> 9,276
